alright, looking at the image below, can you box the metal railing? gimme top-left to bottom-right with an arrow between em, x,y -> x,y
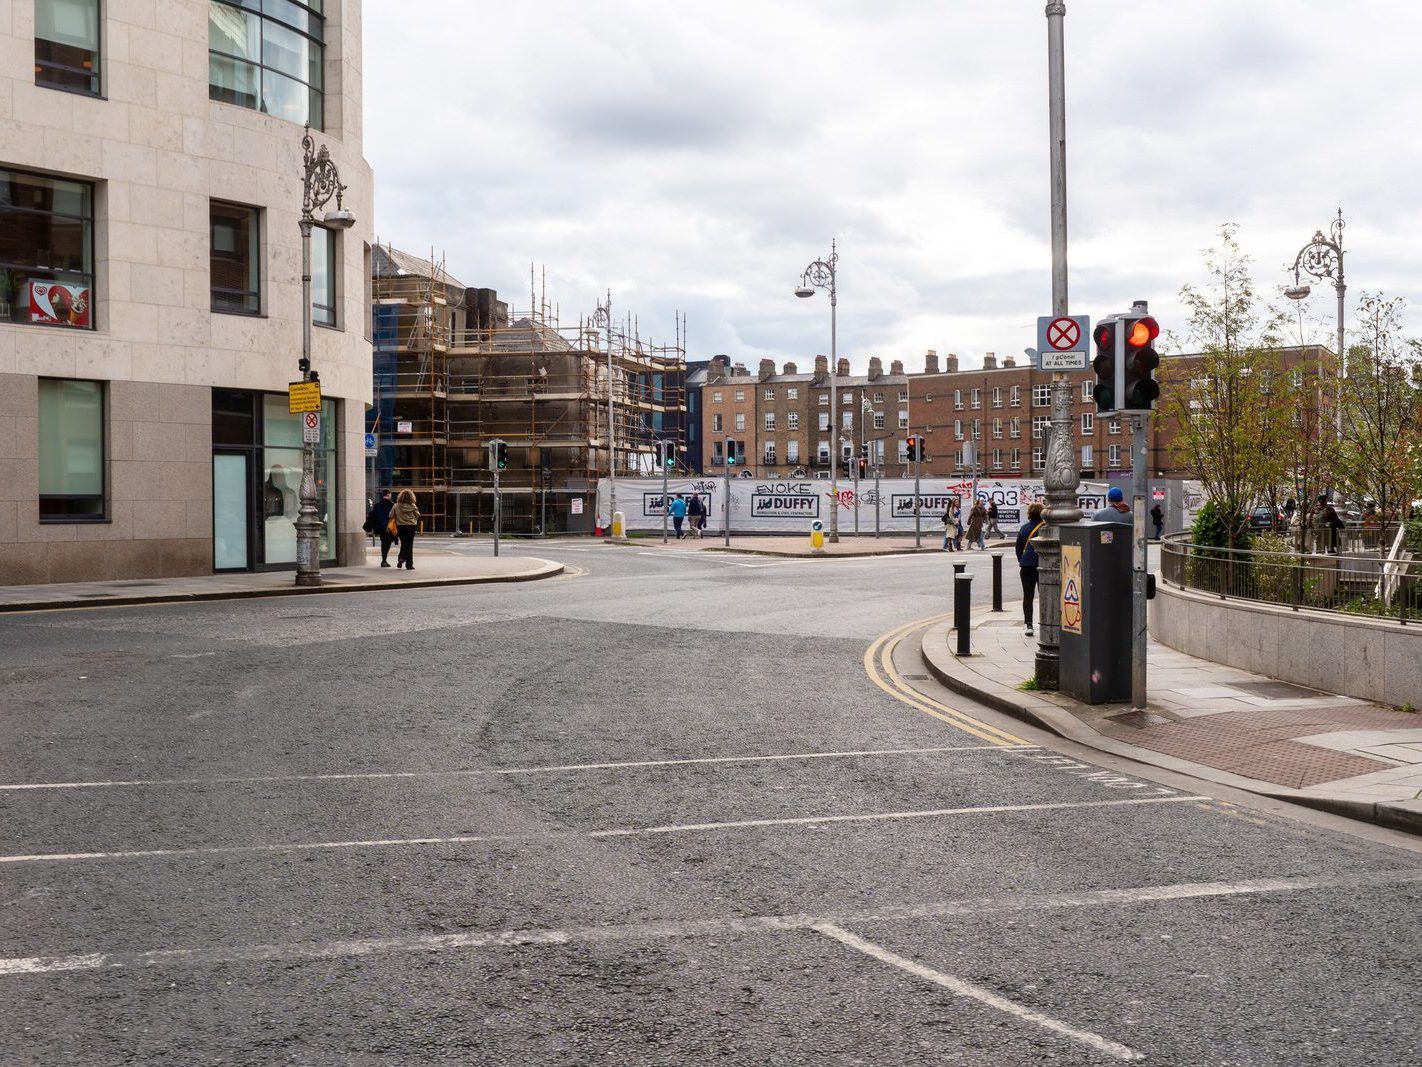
1161,529 -> 1421,623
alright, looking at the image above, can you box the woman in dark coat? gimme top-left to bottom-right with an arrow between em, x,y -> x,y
364,489 -> 397,567
1014,501 -> 1046,637
393,489 -> 421,570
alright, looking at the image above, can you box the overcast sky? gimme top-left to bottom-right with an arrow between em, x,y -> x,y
363,1 -> 1422,372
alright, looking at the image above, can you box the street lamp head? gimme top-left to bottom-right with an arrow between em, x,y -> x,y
794,286 -> 815,299
323,209 -> 356,230
1284,284 -> 1312,301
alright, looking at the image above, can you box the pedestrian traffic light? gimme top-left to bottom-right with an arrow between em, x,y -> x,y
494,441 -> 508,470
1092,320 -> 1117,413
1120,314 -> 1161,411
725,439 -> 737,466
856,457 -> 867,477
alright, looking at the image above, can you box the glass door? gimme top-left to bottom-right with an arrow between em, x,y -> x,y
213,451 -> 251,570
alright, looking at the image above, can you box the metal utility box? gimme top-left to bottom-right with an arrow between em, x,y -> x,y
1059,522 -> 1133,704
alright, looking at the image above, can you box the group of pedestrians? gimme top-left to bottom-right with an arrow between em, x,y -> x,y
942,499 -> 999,551
363,489 -> 422,569
668,493 -> 707,539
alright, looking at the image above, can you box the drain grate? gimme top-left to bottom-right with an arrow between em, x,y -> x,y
1107,709 -> 1173,729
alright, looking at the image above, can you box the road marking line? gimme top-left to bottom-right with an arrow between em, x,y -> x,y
812,921 -> 1143,1061
0,796 -> 1207,866
864,616 -> 1027,746
0,745 -> 1027,792
6,868 -> 1418,979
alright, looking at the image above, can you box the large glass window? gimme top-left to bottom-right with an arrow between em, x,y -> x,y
35,0 -> 101,95
209,0 -> 324,129
0,168 -> 94,328
261,393 -> 335,563
39,378 -> 105,520
211,201 -> 260,314
311,224 -> 336,326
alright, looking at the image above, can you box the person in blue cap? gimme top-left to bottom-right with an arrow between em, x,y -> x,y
1091,486 -> 1133,524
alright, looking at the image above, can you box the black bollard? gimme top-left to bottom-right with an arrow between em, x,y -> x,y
955,573 -> 972,655
953,561 -> 967,577
991,551 -> 1003,612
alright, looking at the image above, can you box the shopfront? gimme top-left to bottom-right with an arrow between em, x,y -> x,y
212,389 -> 339,571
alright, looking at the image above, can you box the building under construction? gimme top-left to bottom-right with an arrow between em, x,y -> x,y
370,246 -> 687,534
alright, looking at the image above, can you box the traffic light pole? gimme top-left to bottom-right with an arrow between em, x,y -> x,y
874,463 -> 881,539
913,447 -> 922,549
852,446 -> 860,536
723,465 -> 731,548
661,445 -> 669,544
1130,413 -> 1149,710
493,468 -> 501,558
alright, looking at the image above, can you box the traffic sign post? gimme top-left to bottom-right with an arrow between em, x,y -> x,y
288,380 -> 321,414
1036,314 -> 1090,371
302,411 -> 320,444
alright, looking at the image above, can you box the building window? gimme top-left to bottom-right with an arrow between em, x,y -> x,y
898,390 -> 908,402
1010,385 -> 1021,406
35,0 -> 101,95
993,418 -> 1002,439
992,387 -> 1003,408
211,201 -> 261,314
842,392 -> 853,405
841,411 -> 852,430
39,378 -> 105,520
711,443 -> 723,465
817,440 -> 830,462
897,439 -> 909,462
734,413 -> 745,432
1011,448 -> 1021,468
1010,417 -> 1021,438
1032,384 -> 1050,407
954,389 -> 963,410
764,388 -> 775,400
971,420 -> 981,440
734,389 -> 745,402
1032,448 -> 1045,471
711,391 -> 722,403
1109,443 -> 1122,467
971,388 -> 981,409
992,448 -> 1003,470
818,412 -> 830,431
763,412 -> 776,431
763,442 -> 776,464
787,439 -> 800,463
873,412 -> 885,430
897,410 -> 908,429
0,168 -> 95,328
787,411 -> 799,430
1082,380 -> 1093,402
954,449 -> 963,468
1032,415 -> 1050,439
954,419 -> 963,440
711,413 -> 722,433
873,391 -> 884,403
787,387 -> 798,400
1081,412 -> 1094,434
311,225 -> 337,327
209,0 -> 325,129
1108,417 -> 1121,434
818,392 -> 828,406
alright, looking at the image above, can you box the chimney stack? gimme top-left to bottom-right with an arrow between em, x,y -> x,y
983,352 -> 997,369
924,349 -> 940,374
814,354 -> 829,380
759,358 -> 775,380
868,357 -> 883,380
733,362 -> 747,377
783,361 -> 798,374
836,357 -> 850,378
946,353 -> 960,372
1003,356 -> 1016,369
890,359 -> 904,376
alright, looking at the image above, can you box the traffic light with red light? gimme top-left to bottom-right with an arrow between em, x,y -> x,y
1120,315 -> 1161,411
906,434 -> 924,461
856,457 -> 867,477
1092,321 -> 1117,413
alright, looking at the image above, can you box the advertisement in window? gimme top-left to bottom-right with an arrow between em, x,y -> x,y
28,281 -> 91,327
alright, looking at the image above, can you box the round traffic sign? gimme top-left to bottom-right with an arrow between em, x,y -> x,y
304,412 -> 319,429
1046,317 -> 1081,350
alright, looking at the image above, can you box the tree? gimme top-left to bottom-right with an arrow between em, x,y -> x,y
1331,293 -> 1422,552
1159,225 -> 1292,549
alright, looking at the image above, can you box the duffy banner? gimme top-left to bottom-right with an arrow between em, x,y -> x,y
596,477 -> 1110,534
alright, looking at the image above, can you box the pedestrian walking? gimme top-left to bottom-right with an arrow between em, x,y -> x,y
687,493 -> 706,538
1015,501 -> 1045,637
669,493 -> 688,539
1149,502 -> 1164,540
393,488 -> 420,570
1091,486 -> 1132,524
942,501 -> 959,551
986,500 -> 1002,538
967,500 -> 987,550
1319,497 -> 1345,554
363,489 -> 397,567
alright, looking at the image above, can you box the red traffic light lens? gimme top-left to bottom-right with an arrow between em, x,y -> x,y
1094,324 -> 1114,347
1127,317 -> 1159,346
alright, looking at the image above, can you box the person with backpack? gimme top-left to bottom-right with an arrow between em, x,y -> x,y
686,493 -> 706,538
362,489 -> 397,567
1015,501 -> 1046,637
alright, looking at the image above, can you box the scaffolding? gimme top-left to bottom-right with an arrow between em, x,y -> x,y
371,245 -> 687,534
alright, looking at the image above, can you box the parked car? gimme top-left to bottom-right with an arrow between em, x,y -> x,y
1247,506 -> 1284,532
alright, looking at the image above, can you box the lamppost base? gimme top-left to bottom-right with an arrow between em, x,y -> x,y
295,572 -> 322,588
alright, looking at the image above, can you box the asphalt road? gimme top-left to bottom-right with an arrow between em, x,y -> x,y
3,542 -> 1421,1065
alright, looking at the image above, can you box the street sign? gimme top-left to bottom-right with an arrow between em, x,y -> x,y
364,432 -> 377,458
571,499 -> 584,515
1036,314 -> 1090,371
288,380 -> 321,413
303,411 -> 320,444
397,420 -> 413,434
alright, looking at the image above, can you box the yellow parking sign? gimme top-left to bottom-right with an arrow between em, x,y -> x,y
288,380 -> 322,413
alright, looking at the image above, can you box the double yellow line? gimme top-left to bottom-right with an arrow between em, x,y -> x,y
864,615 -> 1028,747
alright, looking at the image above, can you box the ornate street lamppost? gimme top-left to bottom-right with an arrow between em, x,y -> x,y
1285,209 -> 1346,435
592,293 -> 616,526
796,240 -> 840,542
295,126 -> 355,587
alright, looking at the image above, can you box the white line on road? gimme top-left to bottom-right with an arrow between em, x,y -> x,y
0,796 -> 1207,866
813,921 -> 1143,1061
0,744 -> 1030,792
4,868 -> 1418,979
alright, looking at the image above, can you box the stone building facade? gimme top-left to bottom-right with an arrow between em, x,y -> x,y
0,0 -> 373,584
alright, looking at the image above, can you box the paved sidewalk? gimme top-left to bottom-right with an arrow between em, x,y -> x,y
0,546 -> 563,613
919,609 -> 1422,834
617,533 -> 1015,558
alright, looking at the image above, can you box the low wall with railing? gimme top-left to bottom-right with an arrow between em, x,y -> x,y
1152,535 -> 1422,707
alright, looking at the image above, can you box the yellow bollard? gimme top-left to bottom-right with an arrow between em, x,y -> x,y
612,510 -> 625,539
810,519 -> 825,554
